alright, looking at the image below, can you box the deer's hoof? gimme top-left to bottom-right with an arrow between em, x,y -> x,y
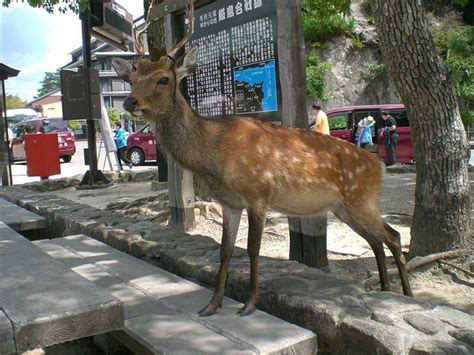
237,304 -> 255,317
198,304 -> 217,317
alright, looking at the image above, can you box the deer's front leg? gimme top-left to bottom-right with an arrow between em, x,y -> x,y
238,208 -> 266,316
198,205 -> 242,317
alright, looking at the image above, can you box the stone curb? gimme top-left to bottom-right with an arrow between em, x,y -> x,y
0,186 -> 472,354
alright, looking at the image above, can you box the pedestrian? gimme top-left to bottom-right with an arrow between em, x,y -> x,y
381,111 -> 398,166
311,103 -> 329,135
114,121 -> 133,170
357,115 -> 375,149
6,126 -> 14,163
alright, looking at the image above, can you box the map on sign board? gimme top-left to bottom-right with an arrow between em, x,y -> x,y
184,0 -> 281,121
234,59 -> 277,114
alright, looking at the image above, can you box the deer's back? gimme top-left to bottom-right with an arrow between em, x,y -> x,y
198,117 -> 383,213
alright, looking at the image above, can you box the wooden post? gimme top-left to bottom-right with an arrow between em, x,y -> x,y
276,0 -> 328,267
164,10 -> 195,231
0,80 -> 12,186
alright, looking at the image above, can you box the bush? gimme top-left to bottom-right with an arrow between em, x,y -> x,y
302,0 -> 353,42
107,107 -> 121,125
306,53 -> 332,101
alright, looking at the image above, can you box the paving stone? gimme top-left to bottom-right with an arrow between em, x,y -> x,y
0,223 -> 123,353
449,328 -> 474,348
0,197 -> 47,231
404,313 -> 446,335
35,235 -> 318,354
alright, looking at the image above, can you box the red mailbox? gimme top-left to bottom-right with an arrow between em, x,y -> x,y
25,133 -> 61,179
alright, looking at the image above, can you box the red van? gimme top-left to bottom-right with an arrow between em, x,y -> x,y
309,104 -> 414,164
11,118 -> 76,163
126,124 -> 157,165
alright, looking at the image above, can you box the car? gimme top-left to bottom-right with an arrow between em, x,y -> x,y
11,118 -> 76,163
309,104 -> 413,164
126,124 -> 157,165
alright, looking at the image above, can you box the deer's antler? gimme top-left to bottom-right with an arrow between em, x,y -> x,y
167,1 -> 195,59
133,0 -> 159,57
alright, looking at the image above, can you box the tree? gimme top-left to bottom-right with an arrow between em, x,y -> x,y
5,94 -> 27,109
374,1 -> 471,257
35,71 -> 60,98
1,0 -> 88,13
107,107 -> 120,125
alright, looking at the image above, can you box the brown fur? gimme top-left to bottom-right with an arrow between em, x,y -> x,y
113,49 -> 413,317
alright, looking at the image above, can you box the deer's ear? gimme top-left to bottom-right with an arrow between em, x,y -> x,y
176,45 -> 199,82
112,58 -> 133,83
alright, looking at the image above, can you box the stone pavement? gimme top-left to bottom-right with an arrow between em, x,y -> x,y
35,234 -> 317,354
0,168 -> 473,354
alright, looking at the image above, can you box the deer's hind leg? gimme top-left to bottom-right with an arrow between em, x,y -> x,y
383,222 -> 413,296
198,205 -> 242,317
333,207 -> 391,291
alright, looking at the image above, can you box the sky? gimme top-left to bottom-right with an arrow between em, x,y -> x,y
0,1 -> 144,103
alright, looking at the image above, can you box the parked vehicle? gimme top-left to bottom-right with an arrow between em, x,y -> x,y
11,118 -> 76,163
126,105 -> 413,166
126,124 -> 157,165
6,108 -> 38,125
309,104 -> 413,164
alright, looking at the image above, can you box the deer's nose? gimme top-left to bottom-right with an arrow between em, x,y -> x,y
124,97 -> 138,112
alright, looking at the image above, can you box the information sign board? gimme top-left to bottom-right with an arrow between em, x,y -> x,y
184,0 -> 281,121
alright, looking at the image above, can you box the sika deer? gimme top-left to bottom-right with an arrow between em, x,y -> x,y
112,2 -> 412,317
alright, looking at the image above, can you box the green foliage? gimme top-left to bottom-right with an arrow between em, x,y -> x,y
107,107 -> 120,125
302,0 -> 353,42
359,64 -> 385,81
1,0 -> 89,13
349,36 -> 365,50
5,94 -> 27,109
305,53 -> 332,101
36,71 -> 60,98
432,22 -> 474,101
461,110 -> 474,125
68,120 -> 82,130
122,111 -> 140,122
329,116 -> 347,129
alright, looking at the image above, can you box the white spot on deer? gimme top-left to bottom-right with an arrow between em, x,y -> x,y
344,147 -> 351,154
263,171 -> 273,182
292,157 -> 301,164
240,157 -> 248,165
349,184 -> 358,191
346,170 -> 354,179
273,151 -> 281,159
355,166 -> 365,174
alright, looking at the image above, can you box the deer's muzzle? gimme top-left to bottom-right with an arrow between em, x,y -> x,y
124,97 -> 139,113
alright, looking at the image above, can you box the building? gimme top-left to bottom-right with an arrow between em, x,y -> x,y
60,39 -> 137,112
29,90 -> 62,118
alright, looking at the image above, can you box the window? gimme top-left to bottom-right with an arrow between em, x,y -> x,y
389,110 -> 409,128
113,99 -> 125,111
112,79 -> 124,91
41,120 -> 69,133
101,79 -> 111,92
328,113 -> 349,130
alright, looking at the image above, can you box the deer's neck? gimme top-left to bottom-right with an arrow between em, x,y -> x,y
151,94 -> 217,172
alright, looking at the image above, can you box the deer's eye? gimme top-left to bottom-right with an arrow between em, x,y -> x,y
158,77 -> 169,85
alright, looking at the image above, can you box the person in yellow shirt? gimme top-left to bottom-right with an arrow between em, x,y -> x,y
312,104 -> 329,135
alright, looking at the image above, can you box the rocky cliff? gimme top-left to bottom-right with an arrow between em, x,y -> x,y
309,1 -> 401,110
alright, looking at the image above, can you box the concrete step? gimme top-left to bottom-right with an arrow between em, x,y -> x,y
0,223 -> 123,354
34,234 -> 317,354
0,197 -> 47,232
